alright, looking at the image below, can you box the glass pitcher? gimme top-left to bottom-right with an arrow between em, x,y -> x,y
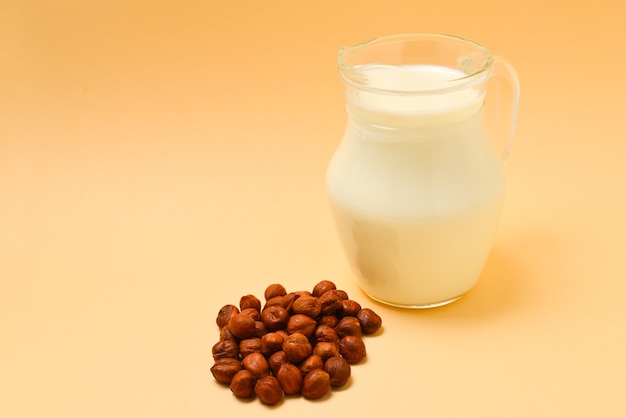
326,33 -> 520,308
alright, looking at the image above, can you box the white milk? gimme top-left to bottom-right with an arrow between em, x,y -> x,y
327,64 -> 504,307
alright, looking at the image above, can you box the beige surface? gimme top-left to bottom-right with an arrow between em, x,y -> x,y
2,0 -> 626,416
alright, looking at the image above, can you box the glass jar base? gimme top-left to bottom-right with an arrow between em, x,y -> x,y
363,291 -> 466,309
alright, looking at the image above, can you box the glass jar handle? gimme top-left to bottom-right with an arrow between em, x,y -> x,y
490,56 -> 520,163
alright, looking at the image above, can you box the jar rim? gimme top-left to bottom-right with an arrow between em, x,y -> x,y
338,33 -> 494,95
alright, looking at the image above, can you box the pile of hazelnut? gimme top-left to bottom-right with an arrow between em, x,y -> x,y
210,280 -> 382,405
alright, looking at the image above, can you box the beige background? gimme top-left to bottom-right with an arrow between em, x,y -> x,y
2,0 -> 626,416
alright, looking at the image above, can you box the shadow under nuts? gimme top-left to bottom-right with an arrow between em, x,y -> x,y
210,281 -> 382,406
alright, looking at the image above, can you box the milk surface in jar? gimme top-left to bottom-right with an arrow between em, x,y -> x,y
326,64 -> 505,308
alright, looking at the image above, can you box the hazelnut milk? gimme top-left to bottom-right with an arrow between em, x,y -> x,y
327,64 -> 505,307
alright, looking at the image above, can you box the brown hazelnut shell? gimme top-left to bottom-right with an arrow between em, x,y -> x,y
254,376 -> 283,405
301,369 -> 331,399
210,358 -> 242,384
324,356 -> 351,387
312,280 -> 336,297
277,363 -> 303,395
299,354 -> 324,374
264,283 -> 287,301
239,337 -> 262,357
337,299 -> 361,317
357,308 -> 383,334
240,294 -> 262,312
216,304 -> 239,329
212,339 -> 239,360
313,341 -> 340,361
228,313 -> 257,339
268,350 -> 288,375
314,324 -> 338,343
335,316 -> 362,339
282,332 -> 313,363
242,352 -> 270,379
338,335 -> 367,364
286,314 -> 317,338
319,290 -> 343,315
291,295 -> 322,318
260,306 -> 289,332
230,369 -> 257,398
260,332 -> 285,357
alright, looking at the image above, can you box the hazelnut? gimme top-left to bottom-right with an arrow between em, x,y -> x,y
216,304 -> 239,329
312,280 -> 336,297
240,294 -> 262,312
254,375 -> 283,406
279,293 -> 298,312
240,307 -> 261,321
242,352 -> 270,378
299,354 -> 324,374
264,283 -> 287,301
254,376 -> 283,405
335,289 -> 349,301
324,356 -> 351,387
260,332 -> 284,357
301,369 -> 331,399
337,299 -> 361,317
313,341 -> 340,361
291,295 -> 322,318
286,314 -> 317,338
357,308 -> 382,334
210,358 -> 242,384
292,290 -> 312,298
260,306 -> 289,331
211,282 -> 382,405
230,369 -> 257,398
263,296 -> 283,310
338,336 -> 367,364
212,339 -> 239,360
239,337 -> 261,357
219,326 -> 236,342
335,316 -> 362,339
314,324 -> 338,343
268,350 -> 288,375
228,313 -> 257,340
283,332 -> 313,363
253,320 -> 268,338
319,290 -> 343,315
317,315 -> 339,328
277,363 -> 303,395
275,329 -> 289,341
